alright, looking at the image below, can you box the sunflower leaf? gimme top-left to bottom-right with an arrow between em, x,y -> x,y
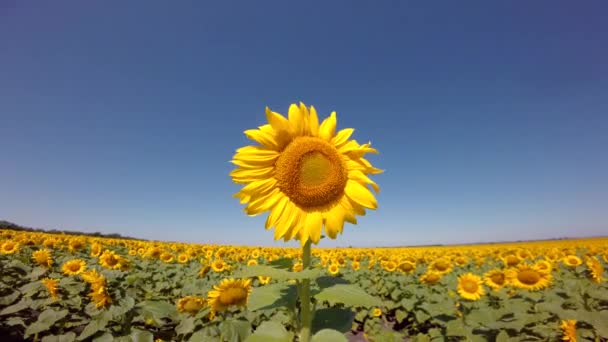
314,284 -> 381,308
311,329 -> 348,342
245,321 -> 293,342
235,265 -> 322,281
248,283 -> 297,311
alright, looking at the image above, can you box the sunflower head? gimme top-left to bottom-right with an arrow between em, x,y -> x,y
327,263 -> 340,276
507,264 -> 552,291
32,249 -> 53,267
207,278 -> 252,319
420,271 -> 442,285
372,308 -> 382,317
41,278 -> 59,299
484,269 -> 508,290
457,273 -> 485,301
1,241 -> 19,254
586,256 -> 603,283
231,103 -> 382,246
177,296 -> 207,315
62,259 -> 87,275
560,319 -> 577,341
563,255 -> 582,267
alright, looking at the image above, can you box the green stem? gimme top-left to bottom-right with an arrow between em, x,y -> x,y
299,239 -> 312,342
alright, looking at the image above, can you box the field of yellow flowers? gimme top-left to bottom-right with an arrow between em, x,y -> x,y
1,229 -> 607,341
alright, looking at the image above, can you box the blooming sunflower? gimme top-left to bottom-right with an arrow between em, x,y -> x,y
560,319 -> 577,341
160,252 -> 174,263
198,265 -> 211,278
177,253 -> 189,264
207,278 -> 252,319
62,259 -> 87,275
398,261 -> 416,274
211,259 -> 229,273
41,278 -> 59,299
247,259 -> 258,266
1,241 -> 19,254
429,258 -> 453,274
507,264 -> 551,291
420,271 -> 442,285
327,263 -> 340,276
457,273 -> 485,301
563,255 -> 582,267
484,269 -> 508,290
534,259 -> 552,273
99,250 -> 129,270
32,249 -> 53,267
586,256 -> 603,283
372,308 -> 382,317
258,276 -> 271,285
230,103 -> 382,246
177,296 -> 207,315
351,261 -> 361,271
381,260 -> 398,272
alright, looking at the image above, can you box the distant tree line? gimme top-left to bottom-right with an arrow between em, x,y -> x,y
0,220 -> 145,241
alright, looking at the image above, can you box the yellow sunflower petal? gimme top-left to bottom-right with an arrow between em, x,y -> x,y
318,111 -> 337,141
345,181 -> 378,209
308,106 -> 320,136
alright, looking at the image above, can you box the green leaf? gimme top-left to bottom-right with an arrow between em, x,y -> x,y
136,300 -> 177,320
25,309 -> 69,337
268,258 -> 293,270
495,330 -> 510,342
245,321 -> 293,342
311,329 -> 348,342
130,329 -> 154,342
78,311 -> 112,341
0,291 -> 20,306
316,276 -> 349,289
176,316 -> 196,336
29,266 -> 48,280
312,308 -> 354,334
445,319 -> 466,337
41,332 -> 77,342
248,283 -> 297,311
219,319 -> 252,341
395,309 -> 408,323
92,333 -> 114,342
19,281 -> 43,297
314,284 -> 382,308
235,265 -> 323,281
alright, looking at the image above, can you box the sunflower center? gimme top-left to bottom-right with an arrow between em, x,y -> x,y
490,273 -> 505,285
219,287 -> 248,306
184,299 -> 204,312
462,279 -> 479,293
69,263 -> 81,271
275,136 -> 347,209
518,269 -> 541,284
434,260 -> 450,271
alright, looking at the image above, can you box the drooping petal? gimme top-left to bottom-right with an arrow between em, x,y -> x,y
348,170 -> 380,193
324,205 -> 346,239
345,180 -> 378,209
331,128 -> 355,148
308,106 -> 320,137
303,211 -> 323,244
318,111 -> 337,141
244,129 -> 279,150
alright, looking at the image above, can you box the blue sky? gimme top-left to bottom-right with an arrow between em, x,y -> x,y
1,1 -> 607,247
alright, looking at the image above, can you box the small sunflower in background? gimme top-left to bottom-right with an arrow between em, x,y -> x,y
457,273 -> 485,301
177,253 -> 189,264
207,278 -> 252,319
562,255 -> 582,267
420,271 -> 442,285
41,278 -> 59,299
327,263 -> 340,276
258,276 -> 271,285
32,249 -> 53,267
586,256 -> 603,283
62,259 -> 87,275
230,103 -> 382,246
1,240 -> 19,254
372,308 -> 382,317
177,296 -> 207,315
484,269 -> 508,290
560,320 -> 577,341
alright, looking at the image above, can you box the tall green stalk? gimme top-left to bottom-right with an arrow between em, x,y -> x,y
299,239 -> 312,342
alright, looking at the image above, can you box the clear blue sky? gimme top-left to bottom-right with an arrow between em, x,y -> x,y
1,1 -> 607,247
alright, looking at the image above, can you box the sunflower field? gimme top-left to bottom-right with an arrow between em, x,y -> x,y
1,229 -> 607,342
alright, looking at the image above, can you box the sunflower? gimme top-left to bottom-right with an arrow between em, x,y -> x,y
207,278 -> 252,319
586,257 -> 603,283
502,254 -> 521,268
398,261 -> 416,274
507,264 -> 551,291
177,296 -> 207,315
563,255 -> 582,267
327,263 -> 340,276
457,273 -> 485,301
381,260 -> 398,272
68,238 -> 86,252
534,260 -> 552,273
62,259 -> 87,275
80,269 -> 106,288
372,308 -> 382,317
258,276 -> 271,285
247,259 -> 258,266
99,250 -> 129,270
89,285 -> 112,308
128,249 -> 137,256
160,252 -> 174,263
211,259 -> 230,273
230,103 -> 382,246
351,261 -> 361,271
41,278 -> 59,299
484,269 -> 508,290
429,258 -> 453,274
90,243 -> 103,257
293,262 -> 303,272
32,249 -> 53,267
177,253 -> 189,264
1,241 -> 19,254
420,271 -> 442,285
198,265 -> 211,278
454,256 -> 468,267
560,320 -> 577,341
